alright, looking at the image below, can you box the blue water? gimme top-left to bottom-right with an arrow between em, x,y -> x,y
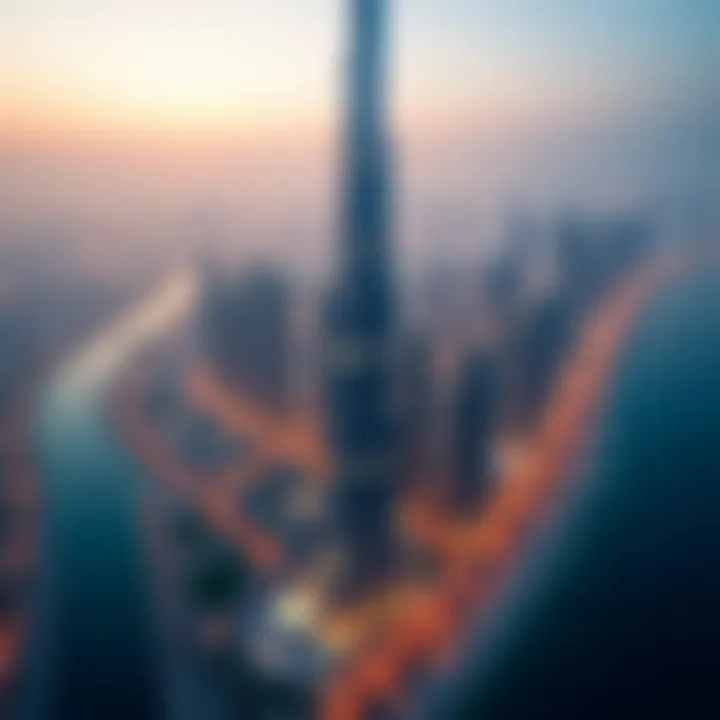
12,275 -> 196,720
40,367 -> 162,718
12,269 -> 720,719
12,343 -> 163,720
432,270 -> 720,719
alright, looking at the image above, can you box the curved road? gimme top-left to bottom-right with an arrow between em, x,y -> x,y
424,268 -> 720,719
10,265 -> 719,720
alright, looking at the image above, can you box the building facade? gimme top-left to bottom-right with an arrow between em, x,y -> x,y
326,0 -> 398,597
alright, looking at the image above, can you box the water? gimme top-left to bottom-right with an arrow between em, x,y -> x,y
31,362 -> 163,718
13,273 -> 196,720
430,269 -> 720,718
13,268 -> 720,719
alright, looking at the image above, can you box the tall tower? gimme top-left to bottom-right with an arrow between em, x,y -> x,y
327,0 -> 396,598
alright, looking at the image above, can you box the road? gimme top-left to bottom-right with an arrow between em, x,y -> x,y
320,259 -> 681,719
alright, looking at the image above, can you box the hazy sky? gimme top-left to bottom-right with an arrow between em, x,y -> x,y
1,1 -> 717,282
1,0 -> 717,140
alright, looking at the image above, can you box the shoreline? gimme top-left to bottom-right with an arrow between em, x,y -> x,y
107,254 -> 687,719
321,256 -> 687,718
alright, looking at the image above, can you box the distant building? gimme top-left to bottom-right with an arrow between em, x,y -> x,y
450,349 -> 499,516
0,296 -> 38,410
483,252 -> 524,321
512,290 -> 573,429
199,265 -> 290,411
603,217 -> 652,278
556,214 -> 652,311
397,332 -> 435,490
482,215 -> 538,324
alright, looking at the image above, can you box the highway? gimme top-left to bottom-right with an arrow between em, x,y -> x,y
320,258 -> 681,720
113,384 -> 283,573
186,367 -> 331,483
112,257 -> 682,719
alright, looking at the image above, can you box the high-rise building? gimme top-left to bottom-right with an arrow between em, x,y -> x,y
555,214 -> 652,312
513,290 -> 572,428
450,350 -> 498,515
326,0 -> 397,598
199,265 -> 290,411
397,332 -> 435,490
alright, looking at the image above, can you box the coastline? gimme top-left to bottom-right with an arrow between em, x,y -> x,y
7,269 -> 198,720
106,254 -> 689,719
321,255 -> 687,719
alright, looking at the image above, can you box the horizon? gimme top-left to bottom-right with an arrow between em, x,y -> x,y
1,0 -> 718,283
2,0 -> 717,145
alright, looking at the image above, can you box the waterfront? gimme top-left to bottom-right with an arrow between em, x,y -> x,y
12,274 -> 196,720
9,263 -> 720,719
426,267 -> 720,719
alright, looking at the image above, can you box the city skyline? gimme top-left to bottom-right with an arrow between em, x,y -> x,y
1,3 -> 719,719
2,1 -> 717,289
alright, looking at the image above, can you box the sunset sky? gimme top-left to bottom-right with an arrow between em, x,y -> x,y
1,1 -> 717,282
1,0 -> 717,142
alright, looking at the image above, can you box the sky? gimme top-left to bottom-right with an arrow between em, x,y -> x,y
0,1 -> 717,281
1,0 -> 717,142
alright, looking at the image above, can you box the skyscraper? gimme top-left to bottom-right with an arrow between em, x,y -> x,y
199,264 -> 290,411
398,332 -> 435,490
451,350 -> 498,516
327,0 -> 396,598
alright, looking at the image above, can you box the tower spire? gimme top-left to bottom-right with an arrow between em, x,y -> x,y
328,0 -> 397,598
343,0 -> 390,276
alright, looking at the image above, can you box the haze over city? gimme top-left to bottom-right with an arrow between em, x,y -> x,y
0,3 -> 719,720
2,0 -> 718,280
